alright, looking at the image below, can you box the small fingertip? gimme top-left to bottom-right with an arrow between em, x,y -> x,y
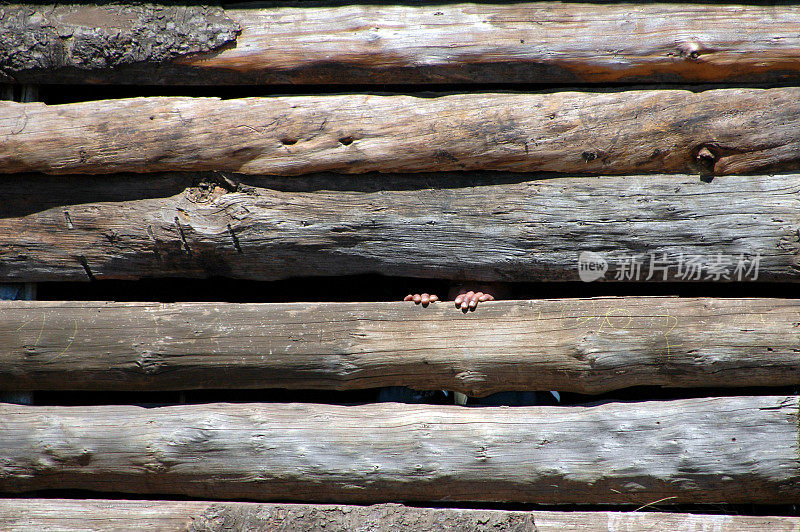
404,295 -> 413,301
479,294 -> 492,302
430,294 -> 439,302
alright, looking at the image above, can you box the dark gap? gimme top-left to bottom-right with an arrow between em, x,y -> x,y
0,490 -> 795,517
0,170 -> 601,219
35,276 -> 800,303
31,388 -> 381,407
36,81 -> 800,105
28,385 -> 799,408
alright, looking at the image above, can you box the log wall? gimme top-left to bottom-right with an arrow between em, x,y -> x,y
2,0 -> 799,520
8,3 -> 800,86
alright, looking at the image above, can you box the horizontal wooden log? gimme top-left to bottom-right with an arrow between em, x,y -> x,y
0,173 -> 797,282
2,298 -> 800,395
8,3 -> 800,85
5,88 -> 800,176
0,397 -> 797,504
1,499 -> 798,532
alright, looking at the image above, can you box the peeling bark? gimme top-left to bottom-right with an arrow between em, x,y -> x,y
0,3 -> 239,83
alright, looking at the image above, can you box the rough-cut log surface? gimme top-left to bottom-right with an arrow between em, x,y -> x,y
9,3 -> 800,85
2,298 -> 800,395
6,89 -> 800,176
0,173 -> 797,282
1,500 -> 798,532
0,3 -> 239,83
0,397 -> 797,504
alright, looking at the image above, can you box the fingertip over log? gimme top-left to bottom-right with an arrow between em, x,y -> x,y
1,298 -> 800,394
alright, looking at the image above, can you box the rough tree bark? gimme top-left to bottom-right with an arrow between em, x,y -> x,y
1,298 -> 799,395
0,397 -> 797,504
7,3 -> 800,85
0,173 -> 797,282
0,3 -> 239,83
4,89 -> 800,175
1,499 -> 797,532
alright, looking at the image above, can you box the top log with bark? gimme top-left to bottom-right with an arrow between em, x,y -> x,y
4,88 -> 800,176
7,3 -> 800,85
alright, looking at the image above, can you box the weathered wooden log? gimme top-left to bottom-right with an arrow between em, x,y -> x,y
0,81 -> 39,406
8,3 -> 800,86
0,282 -> 35,405
5,88 -> 800,176
0,173 -> 797,282
0,397 -> 797,504
0,3 -> 239,84
2,298 -> 800,395
1,499 -> 798,532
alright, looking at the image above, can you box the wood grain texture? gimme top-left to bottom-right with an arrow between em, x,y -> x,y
0,173 -> 797,282
0,397 -> 797,504
5,88 -> 800,176
10,3 -> 800,85
1,499 -> 798,532
2,298 -> 800,395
